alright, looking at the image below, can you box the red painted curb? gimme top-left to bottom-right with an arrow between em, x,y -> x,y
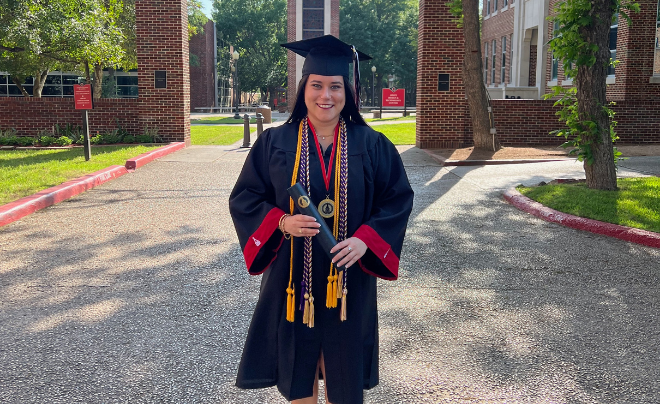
0,165 -> 129,227
125,142 -> 186,170
503,187 -> 660,249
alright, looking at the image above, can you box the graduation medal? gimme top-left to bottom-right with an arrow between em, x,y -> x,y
318,198 -> 335,218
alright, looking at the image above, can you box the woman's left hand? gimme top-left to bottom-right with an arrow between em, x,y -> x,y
330,237 -> 367,269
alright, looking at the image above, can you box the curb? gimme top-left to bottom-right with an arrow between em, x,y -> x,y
0,142 -> 186,228
503,187 -> 660,249
125,142 -> 185,170
420,149 -> 570,166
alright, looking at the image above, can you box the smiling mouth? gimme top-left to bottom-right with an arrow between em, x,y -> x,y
317,104 -> 334,109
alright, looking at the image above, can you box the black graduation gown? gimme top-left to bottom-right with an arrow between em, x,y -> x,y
228,121 -> 414,404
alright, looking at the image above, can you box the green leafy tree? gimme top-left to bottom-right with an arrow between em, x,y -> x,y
547,0 -> 639,190
212,0 -> 287,104
340,0 -> 417,106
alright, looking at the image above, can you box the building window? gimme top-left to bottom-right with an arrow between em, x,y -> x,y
501,36 -> 507,83
552,21 -> 559,80
303,0 -> 324,39
655,0 -> 660,75
608,13 -> 618,76
486,0 -> 490,15
492,39 -> 497,84
494,0 -> 498,11
510,34 -> 514,82
485,42 -> 489,83
503,0 -> 508,6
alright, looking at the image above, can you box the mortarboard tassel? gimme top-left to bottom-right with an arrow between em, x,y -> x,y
352,46 -> 362,111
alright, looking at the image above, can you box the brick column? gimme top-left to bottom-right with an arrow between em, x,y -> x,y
416,0 -> 467,148
287,0 -> 297,111
135,0 -> 191,145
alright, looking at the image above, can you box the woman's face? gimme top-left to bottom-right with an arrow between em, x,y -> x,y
304,74 -> 346,126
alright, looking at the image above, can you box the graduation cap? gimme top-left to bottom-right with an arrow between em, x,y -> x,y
281,35 -> 372,109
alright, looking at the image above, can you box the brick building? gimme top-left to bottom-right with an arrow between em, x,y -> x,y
414,0 -> 660,148
482,0 -> 660,100
286,0 -> 340,110
189,20 -> 218,112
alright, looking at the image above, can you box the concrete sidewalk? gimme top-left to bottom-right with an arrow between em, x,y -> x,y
1,146 -> 659,403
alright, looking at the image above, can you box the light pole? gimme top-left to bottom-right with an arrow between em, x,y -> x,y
371,66 -> 376,107
232,50 -> 240,119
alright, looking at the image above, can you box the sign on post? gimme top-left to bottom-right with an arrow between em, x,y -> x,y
382,88 -> 405,107
74,84 -> 93,161
74,84 -> 93,110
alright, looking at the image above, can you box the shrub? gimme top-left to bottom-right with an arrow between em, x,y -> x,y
38,136 -> 57,147
136,135 -> 153,143
17,136 -> 36,146
122,135 -> 136,143
91,135 -> 103,145
54,136 -> 73,147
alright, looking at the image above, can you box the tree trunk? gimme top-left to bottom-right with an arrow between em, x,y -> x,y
32,70 -> 49,98
576,0 -> 617,190
93,63 -> 103,99
462,0 -> 496,150
84,62 -> 91,85
11,76 -> 30,97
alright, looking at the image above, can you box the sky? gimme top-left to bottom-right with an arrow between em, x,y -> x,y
200,0 -> 214,19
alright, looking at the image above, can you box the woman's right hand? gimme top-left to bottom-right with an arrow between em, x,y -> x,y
283,214 -> 321,237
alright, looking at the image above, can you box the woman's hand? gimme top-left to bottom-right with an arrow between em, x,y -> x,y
330,237 -> 367,269
283,214 -> 321,237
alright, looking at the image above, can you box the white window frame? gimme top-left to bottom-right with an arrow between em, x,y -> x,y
492,39 -> 497,84
501,36 -> 507,83
485,42 -> 489,83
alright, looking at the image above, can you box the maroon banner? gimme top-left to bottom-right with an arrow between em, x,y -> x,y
74,84 -> 93,110
382,88 -> 405,107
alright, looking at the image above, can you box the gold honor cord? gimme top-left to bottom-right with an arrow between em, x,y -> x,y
326,131 -> 342,310
285,122 -> 304,323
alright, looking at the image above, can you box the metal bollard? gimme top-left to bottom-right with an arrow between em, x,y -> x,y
256,113 -> 264,137
241,114 -> 251,148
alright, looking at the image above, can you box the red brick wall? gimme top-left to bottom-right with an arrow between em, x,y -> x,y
0,98 -> 139,137
482,0 -> 515,86
136,0 -> 191,144
416,0 -> 467,149
189,20 -> 216,111
331,0 -> 340,37
287,0 -> 297,111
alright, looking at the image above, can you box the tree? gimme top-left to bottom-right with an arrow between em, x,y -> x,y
548,0 -> 639,190
212,0 -> 287,103
340,0 -> 417,106
449,0 -> 496,150
0,0 -> 128,98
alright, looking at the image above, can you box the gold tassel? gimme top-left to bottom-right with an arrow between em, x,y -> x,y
326,275 -> 333,308
337,270 -> 344,299
286,286 -> 294,322
303,293 -> 310,324
332,272 -> 338,307
340,289 -> 347,321
308,295 -> 315,328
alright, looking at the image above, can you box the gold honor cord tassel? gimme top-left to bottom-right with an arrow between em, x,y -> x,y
308,295 -> 315,328
337,270 -> 344,299
326,274 -> 333,308
303,293 -> 310,324
340,289 -> 347,321
332,270 -> 338,308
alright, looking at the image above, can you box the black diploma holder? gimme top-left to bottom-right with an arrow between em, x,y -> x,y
287,183 -> 346,271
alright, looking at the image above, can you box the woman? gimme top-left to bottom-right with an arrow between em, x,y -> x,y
229,35 -> 414,404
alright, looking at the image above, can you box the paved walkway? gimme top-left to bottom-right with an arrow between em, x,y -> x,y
1,145 -> 659,403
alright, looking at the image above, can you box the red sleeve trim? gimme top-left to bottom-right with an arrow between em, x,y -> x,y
244,207 -> 286,272
353,224 -> 399,280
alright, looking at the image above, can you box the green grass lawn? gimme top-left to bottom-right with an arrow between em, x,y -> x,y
518,177 -> 660,233
192,117 -> 257,124
190,125 -> 249,145
0,145 -> 161,205
366,116 -> 416,122
374,123 -> 416,145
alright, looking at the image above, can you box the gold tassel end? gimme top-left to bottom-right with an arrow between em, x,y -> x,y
340,289 -> 347,322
